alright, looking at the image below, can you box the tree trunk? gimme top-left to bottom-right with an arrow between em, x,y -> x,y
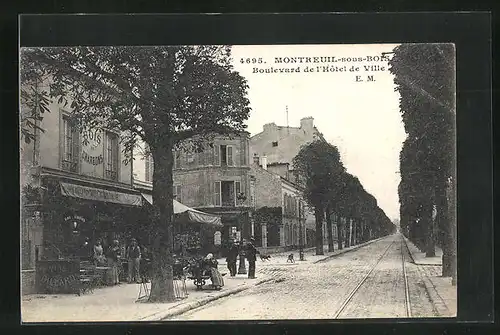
436,178 -> 452,277
314,205 -> 324,255
345,218 -> 351,248
326,206 -> 334,252
421,202 -> 435,257
148,139 -> 176,302
337,216 -> 343,250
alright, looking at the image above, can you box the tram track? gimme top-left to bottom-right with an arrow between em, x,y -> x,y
334,235 -> 412,319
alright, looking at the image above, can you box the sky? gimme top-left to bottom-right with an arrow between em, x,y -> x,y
231,44 -> 406,221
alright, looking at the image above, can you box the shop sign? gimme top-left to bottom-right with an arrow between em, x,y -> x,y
36,260 -> 80,294
60,182 -> 142,207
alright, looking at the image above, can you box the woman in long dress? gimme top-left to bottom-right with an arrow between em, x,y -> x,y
107,240 -> 121,285
204,253 -> 224,290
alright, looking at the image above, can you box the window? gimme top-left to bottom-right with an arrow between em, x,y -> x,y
272,141 -> 278,147
213,145 -> 220,166
174,150 -> 182,169
173,185 -> 182,203
105,132 -> 119,180
213,181 -> 221,206
61,116 -> 79,172
235,181 -> 241,205
226,146 -> 234,166
219,145 -> 234,167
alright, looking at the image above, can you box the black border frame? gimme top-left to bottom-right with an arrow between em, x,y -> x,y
4,11 -> 494,335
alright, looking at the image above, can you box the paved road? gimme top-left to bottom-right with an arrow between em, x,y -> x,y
169,234 -> 438,320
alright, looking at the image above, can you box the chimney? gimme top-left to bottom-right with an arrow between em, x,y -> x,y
253,153 -> 260,166
261,156 -> 268,170
263,122 -> 277,133
300,117 -> 314,131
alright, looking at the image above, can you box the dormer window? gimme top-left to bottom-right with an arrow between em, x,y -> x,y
272,141 -> 278,147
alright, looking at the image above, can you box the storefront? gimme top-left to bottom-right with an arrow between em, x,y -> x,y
40,176 -> 144,262
140,194 -> 223,258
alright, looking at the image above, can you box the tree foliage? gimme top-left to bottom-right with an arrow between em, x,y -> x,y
389,43 -> 456,263
22,45 -> 251,301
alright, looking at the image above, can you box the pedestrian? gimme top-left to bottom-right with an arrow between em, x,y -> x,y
245,237 -> 260,279
93,238 -> 106,266
107,240 -> 121,285
203,253 -> 224,290
126,238 -> 141,283
226,241 -> 238,277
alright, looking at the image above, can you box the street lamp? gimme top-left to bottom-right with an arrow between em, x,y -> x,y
236,193 -> 247,274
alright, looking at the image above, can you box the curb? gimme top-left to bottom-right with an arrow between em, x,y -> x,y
401,237 -> 452,317
313,235 -> 389,264
140,277 -> 274,321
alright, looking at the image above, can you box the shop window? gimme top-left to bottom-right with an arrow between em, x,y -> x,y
61,115 -> 79,172
173,185 -> 182,203
105,131 -> 119,180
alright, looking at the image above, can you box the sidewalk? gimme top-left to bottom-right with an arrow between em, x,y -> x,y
21,237 -> 384,322
403,236 -> 457,317
21,275 -> 274,322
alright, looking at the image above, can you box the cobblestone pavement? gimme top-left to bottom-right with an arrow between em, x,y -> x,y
170,235 -> 440,320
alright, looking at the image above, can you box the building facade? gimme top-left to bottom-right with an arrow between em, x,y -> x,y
20,93 -> 142,294
250,117 -> 335,246
133,133 -> 253,256
250,156 -> 312,251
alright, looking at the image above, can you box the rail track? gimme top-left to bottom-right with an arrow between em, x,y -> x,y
334,235 -> 412,318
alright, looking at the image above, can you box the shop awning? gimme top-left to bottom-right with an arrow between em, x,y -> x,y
141,193 -> 222,226
60,182 -> 142,207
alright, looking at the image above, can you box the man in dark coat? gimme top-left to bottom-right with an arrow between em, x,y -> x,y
226,241 -> 239,276
246,238 -> 260,279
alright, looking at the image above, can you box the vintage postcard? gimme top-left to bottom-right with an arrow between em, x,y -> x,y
20,43 -> 457,322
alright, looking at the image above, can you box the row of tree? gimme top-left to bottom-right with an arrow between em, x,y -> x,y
292,140 -> 395,255
388,43 -> 456,279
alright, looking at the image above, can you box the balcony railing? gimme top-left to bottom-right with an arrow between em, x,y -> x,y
105,169 -> 118,181
62,160 -> 78,172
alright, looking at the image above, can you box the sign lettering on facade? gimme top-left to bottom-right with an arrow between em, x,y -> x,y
60,182 -> 142,206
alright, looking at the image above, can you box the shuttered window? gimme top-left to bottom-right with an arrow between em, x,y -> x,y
213,181 -> 221,206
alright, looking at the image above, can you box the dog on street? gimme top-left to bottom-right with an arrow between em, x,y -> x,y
260,254 -> 271,261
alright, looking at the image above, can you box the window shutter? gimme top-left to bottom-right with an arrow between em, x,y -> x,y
214,145 -> 220,166
145,156 -> 150,181
227,146 -> 234,166
235,181 -> 241,206
214,181 -> 221,206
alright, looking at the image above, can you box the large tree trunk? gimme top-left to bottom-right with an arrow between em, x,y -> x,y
436,178 -> 452,277
148,139 -> 176,302
326,206 -> 334,252
421,202 -> 436,257
314,205 -> 324,255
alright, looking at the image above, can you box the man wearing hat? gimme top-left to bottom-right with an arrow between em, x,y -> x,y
126,238 -> 141,283
245,237 -> 260,279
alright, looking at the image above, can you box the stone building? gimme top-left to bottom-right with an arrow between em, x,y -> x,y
133,133 -> 253,256
250,155 -> 314,251
249,117 -> 326,172
20,90 -> 142,294
249,117 -> 329,244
